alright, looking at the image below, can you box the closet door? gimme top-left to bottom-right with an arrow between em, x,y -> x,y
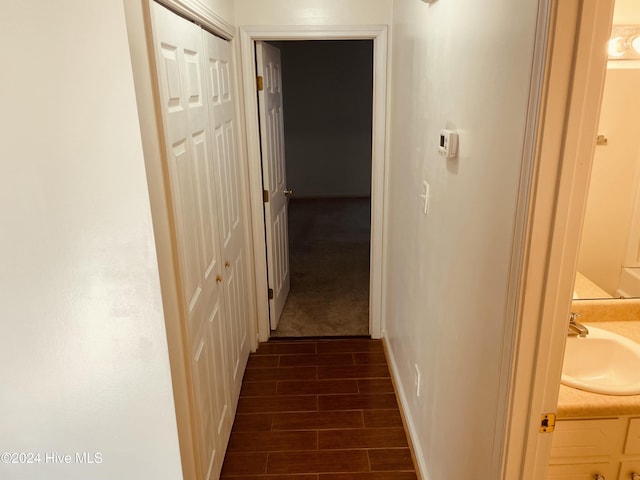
151,3 -> 232,479
203,31 -> 250,402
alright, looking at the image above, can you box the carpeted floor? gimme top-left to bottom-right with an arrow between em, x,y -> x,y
272,198 -> 371,337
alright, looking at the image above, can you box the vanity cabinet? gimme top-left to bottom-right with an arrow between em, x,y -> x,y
548,417 -> 640,479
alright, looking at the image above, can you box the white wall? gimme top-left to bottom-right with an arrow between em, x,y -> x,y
201,0 -> 236,24
385,1 -> 539,478
281,41 -> 373,198
578,68 -> 640,295
235,0 -> 392,26
0,2 -> 183,479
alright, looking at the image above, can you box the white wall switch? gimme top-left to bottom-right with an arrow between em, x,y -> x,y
421,181 -> 430,215
438,129 -> 458,158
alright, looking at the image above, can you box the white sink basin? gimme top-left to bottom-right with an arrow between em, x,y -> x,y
561,325 -> 640,395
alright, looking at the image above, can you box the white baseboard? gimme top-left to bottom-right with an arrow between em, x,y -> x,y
382,337 -> 429,480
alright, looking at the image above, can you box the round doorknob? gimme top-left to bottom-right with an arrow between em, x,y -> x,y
284,189 -> 293,197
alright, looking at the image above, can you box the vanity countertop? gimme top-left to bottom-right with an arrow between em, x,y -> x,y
557,320 -> 640,418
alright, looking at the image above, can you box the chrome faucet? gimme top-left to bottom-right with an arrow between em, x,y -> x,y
568,312 -> 589,337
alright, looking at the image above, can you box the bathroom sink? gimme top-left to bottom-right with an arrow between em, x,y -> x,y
561,325 -> 640,395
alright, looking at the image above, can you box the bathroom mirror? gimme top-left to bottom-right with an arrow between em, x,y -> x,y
573,0 -> 640,300
573,62 -> 640,300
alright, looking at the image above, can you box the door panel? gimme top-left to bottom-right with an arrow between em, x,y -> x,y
257,41 -> 290,329
203,30 -> 250,400
151,4 -> 232,479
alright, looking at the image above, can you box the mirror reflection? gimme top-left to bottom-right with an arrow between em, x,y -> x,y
574,61 -> 640,299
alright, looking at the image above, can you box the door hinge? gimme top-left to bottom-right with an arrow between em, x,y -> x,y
268,288 -> 274,300
256,75 -> 264,91
539,413 -> 556,433
263,189 -> 269,202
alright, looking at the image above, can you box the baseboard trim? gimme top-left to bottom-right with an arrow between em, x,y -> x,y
382,337 -> 428,480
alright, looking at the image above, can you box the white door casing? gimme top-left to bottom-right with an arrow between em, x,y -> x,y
151,3 -> 241,479
256,41 -> 290,330
202,30 -> 250,401
241,27 -> 388,342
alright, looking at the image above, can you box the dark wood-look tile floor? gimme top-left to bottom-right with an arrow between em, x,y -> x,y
221,339 -> 418,480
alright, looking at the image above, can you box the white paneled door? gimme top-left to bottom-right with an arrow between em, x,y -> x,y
151,3 -> 249,479
202,31 -> 250,401
256,41 -> 290,330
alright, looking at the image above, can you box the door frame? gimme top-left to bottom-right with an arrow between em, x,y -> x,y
239,26 -> 389,341
502,0 -> 614,477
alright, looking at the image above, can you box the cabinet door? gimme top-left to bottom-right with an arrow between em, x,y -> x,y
551,418 -> 625,463
547,462 -> 618,479
619,460 -> 640,480
625,418 -> 640,455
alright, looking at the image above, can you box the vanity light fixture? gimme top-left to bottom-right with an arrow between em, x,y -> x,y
608,25 -> 640,60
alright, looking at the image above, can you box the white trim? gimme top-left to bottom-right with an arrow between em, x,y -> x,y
502,1 -> 615,478
154,0 -> 234,39
239,25 -> 389,341
384,338 -> 427,479
493,0 -> 552,476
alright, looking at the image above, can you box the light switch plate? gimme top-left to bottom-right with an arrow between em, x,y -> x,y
421,181 -> 430,215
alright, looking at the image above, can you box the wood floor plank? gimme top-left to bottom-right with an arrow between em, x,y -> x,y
357,378 -> 394,394
267,450 -> 369,474
240,381 -> 278,397
228,431 -> 318,452
279,353 -> 354,367
318,428 -> 408,449
247,355 -> 280,369
222,476 -> 319,480
272,411 -> 364,430
368,449 -> 415,471
277,379 -> 358,396
244,366 -> 317,382
363,410 -> 403,428
255,342 -> 317,355
237,395 -> 318,414
353,352 -> 387,365
232,413 -> 274,432
317,365 -> 389,380
220,452 -> 268,476
318,394 -> 398,411
316,339 -> 383,354
320,473 -> 417,480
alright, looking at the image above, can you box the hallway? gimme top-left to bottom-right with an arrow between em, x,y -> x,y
221,338 -> 418,478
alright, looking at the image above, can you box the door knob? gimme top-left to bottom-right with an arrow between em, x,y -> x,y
284,189 -> 293,197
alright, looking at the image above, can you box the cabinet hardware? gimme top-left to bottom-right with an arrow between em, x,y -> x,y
594,475 -> 605,480
216,275 -> 222,283
263,190 -> 269,202
256,75 -> 264,91
631,473 -> 640,480
268,288 -> 274,300
224,261 -> 230,268
539,413 -> 556,433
